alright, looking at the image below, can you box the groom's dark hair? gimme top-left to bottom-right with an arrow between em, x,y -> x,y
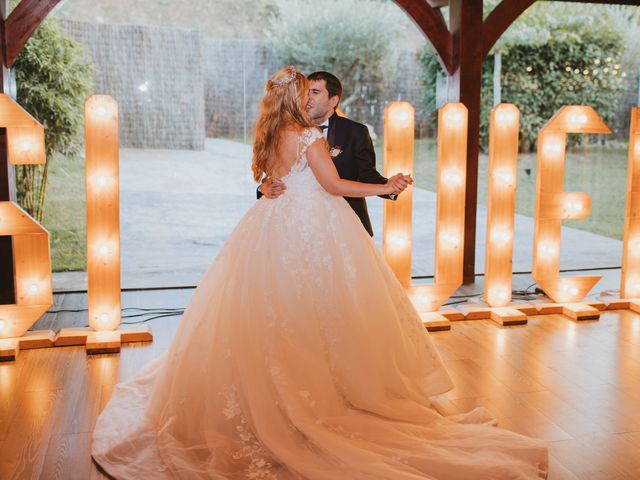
308,71 -> 343,103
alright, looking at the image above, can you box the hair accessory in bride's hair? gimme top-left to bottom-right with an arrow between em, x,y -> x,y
272,66 -> 298,86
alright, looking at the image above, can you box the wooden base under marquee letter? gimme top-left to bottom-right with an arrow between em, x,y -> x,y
597,293 -> 632,310
54,325 -> 153,354
489,307 -> 528,326
456,301 -> 530,326
419,312 -> 452,331
0,329 -> 56,361
561,303 -> 601,321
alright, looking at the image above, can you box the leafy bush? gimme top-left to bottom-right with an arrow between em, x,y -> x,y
267,0 -> 403,112
13,15 -> 93,221
419,4 -> 630,151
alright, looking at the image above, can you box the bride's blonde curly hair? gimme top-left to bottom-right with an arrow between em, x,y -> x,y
252,66 -> 314,182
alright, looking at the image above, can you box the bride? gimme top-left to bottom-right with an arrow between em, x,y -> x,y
92,66 -> 548,479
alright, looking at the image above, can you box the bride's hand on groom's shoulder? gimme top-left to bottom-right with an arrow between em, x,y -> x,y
261,179 -> 286,199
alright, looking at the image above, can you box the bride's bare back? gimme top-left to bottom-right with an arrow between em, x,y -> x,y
267,127 -> 308,179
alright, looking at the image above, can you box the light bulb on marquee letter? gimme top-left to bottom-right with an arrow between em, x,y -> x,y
533,106 -> 610,305
484,104 -> 519,308
85,95 -> 121,332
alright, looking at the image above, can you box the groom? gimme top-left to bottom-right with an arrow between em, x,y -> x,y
259,71 -> 410,236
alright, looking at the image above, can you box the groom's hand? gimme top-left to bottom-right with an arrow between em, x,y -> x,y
387,173 -> 413,194
260,178 -> 286,199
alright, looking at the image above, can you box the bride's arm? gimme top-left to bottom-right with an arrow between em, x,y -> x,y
306,140 -> 405,198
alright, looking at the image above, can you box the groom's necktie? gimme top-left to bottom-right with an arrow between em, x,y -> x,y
319,124 -> 329,141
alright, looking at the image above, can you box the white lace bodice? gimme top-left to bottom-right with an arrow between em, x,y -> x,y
280,128 -> 325,194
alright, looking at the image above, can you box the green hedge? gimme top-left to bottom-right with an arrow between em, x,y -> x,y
418,9 -> 629,152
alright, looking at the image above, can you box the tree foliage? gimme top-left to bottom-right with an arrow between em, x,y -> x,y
267,0 -> 403,111
13,15 -> 93,221
419,3 -> 631,151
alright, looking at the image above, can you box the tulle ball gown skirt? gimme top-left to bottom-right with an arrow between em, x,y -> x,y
92,171 -> 548,479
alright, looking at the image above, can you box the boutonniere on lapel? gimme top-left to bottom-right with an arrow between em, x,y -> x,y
329,145 -> 343,158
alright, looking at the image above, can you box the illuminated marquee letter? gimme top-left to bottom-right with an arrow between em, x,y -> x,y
56,95 -> 151,353
383,102 -> 467,330
0,94 -> 53,361
383,102 -> 414,286
533,106 -> 610,320
622,107 -> 640,307
483,104 -> 528,325
85,95 -> 121,334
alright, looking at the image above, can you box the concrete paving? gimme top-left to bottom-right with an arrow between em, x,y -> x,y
53,138 -> 624,294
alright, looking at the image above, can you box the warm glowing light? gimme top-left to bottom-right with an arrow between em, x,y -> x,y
634,141 -> 640,157
489,287 -> 510,303
566,201 -> 583,215
95,106 -> 107,116
568,112 -> 588,125
543,141 -> 563,156
493,169 -> 514,186
388,234 -> 408,249
490,228 -> 512,245
443,109 -> 464,126
630,238 -> 640,252
0,319 -> 5,332
563,283 -> 579,297
98,244 -> 110,257
19,140 -> 33,152
99,312 -> 109,324
414,294 -> 433,308
28,283 -> 39,294
495,109 -> 516,125
442,170 -> 463,186
92,174 -> 113,189
539,243 -> 558,256
440,231 -> 461,248
389,106 -> 412,126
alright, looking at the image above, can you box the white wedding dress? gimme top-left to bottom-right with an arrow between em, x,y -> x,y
92,128 -> 547,479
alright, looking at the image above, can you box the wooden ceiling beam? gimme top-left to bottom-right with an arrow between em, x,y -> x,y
2,0 -> 63,68
394,0 -> 455,74
482,0 -> 538,58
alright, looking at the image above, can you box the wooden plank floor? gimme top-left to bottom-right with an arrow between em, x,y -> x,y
2,289 -> 640,479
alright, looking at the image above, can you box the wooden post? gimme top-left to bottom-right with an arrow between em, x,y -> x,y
447,0 -> 483,284
0,0 -> 16,304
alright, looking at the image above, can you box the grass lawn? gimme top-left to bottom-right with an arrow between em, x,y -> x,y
42,153 -> 86,272
376,139 -> 628,240
42,139 -> 627,273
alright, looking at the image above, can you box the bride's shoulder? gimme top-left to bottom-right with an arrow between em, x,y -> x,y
300,126 -> 323,145
281,125 -> 323,148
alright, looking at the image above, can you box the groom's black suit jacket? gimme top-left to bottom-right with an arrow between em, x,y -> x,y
257,112 -> 394,236
324,112 -> 394,236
